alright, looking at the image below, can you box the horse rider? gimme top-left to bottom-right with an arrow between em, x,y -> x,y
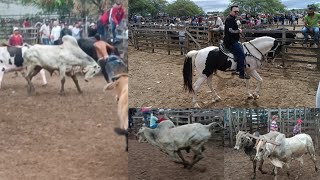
224,5 -> 250,79
93,33 -> 115,83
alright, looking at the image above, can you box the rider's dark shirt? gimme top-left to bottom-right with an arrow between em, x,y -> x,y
224,15 -> 240,48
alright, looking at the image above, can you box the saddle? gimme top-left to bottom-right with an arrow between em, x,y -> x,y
219,43 -> 236,62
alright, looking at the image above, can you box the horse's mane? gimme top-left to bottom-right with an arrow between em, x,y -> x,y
249,36 -> 274,44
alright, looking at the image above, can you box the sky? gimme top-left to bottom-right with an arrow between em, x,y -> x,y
167,0 -> 319,12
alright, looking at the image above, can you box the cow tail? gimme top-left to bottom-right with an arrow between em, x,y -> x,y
183,50 -> 198,93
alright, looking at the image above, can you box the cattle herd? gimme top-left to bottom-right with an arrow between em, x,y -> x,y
0,35 -> 129,151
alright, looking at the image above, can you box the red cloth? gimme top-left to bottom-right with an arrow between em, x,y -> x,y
110,5 -> 125,26
158,117 -> 166,123
100,5 -> 125,26
9,35 -> 23,46
23,21 -> 31,27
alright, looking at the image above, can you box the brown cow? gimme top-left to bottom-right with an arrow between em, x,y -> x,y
104,73 -> 128,151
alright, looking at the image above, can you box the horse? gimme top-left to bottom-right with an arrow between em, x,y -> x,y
183,36 -> 279,108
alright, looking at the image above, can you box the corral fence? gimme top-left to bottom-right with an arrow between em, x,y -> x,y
0,14 -> 97,44
130,108 -> 224,144
129,23 -> 320,68
224,108 -> 320,149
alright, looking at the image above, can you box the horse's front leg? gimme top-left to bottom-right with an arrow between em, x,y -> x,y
192,75 -> 207,108
248,70 -> 262,100
245,78 -> 254,99
207,74 -> 221,103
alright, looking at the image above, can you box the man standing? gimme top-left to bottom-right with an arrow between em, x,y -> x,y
8,27 -> 23,46
60,22 -> 72,39
110,0 -> 125,42
39,21 -> 50,45
224,5 -> 250,79
72,22 -> 81,40
50,21 -> 61,45
93,34 -> 115,83
302,6 -> 320,48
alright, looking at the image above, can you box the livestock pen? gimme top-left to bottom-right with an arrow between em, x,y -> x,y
129,108 -> 225,180
224,108 -> 320,180
129,23 -> 320,108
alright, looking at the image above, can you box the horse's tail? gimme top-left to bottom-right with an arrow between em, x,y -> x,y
183,50 -> 198,93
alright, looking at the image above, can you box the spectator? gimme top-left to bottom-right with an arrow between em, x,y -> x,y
148,112 -> 158,129
88,23 -> 97,37
60,22 -> 72,39
110,0 -> 125,42
72,22 -> 81,40
293,119 -> 303,136
141,107 -> 152,127
50,21 -> 61,45
39,21 -> 50,45
302,6 -> 320,48
157,109 -> 167,123
8,27 -> 23,46
270,115 -> 279,132
23,18 -> 31,27
211,14 -> 225,32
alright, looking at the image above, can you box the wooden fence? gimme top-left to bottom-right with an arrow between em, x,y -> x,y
129,24 -> 320,67
224,108 -> 320,149
130,108 -> 225,143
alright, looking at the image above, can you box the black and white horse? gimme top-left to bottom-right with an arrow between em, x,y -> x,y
183,36 -> 278,108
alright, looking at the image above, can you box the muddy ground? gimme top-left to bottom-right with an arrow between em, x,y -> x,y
128,138 -> 224,180
224,147 -> 320,180
129,46 -> 319,108
0,72 -> 127,180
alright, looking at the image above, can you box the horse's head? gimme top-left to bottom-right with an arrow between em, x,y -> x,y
243,36 -> 277,68
246,36 -> 277,57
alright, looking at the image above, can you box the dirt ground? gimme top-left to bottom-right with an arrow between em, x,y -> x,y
128,138 -> 224,180
129,47 -> 319,108
224,147 -> 320,180
0,72 -> 127,180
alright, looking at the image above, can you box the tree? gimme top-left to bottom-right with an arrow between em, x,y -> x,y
165,0 -> 204,17
20,0 -> 74,16
129,0 -> 167,18
223,0 -> 285,16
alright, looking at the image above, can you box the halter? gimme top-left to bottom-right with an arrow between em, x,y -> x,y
243,41 -> 265,62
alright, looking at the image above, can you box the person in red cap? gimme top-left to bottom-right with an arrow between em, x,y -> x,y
293,119 -> 303,136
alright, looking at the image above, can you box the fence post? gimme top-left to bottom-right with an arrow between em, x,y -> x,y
317,49 -> 320,70
228,108 -> 233,147
281,29 -> 286,67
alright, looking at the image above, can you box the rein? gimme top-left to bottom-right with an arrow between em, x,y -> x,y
240,33 -> 266,62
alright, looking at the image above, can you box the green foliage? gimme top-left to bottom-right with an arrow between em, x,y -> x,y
165,0 -> 204,17
224,0 -> 285,16
20,0 -> 74,16
129,0 -> 167,18
307,3 -> 320,11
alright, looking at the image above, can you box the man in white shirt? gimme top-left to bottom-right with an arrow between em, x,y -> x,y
50,21 -> 61,45
39,21 -> 50,45
72,22 -> 81,40
211,15 -> 225,32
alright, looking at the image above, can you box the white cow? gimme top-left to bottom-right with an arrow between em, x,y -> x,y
255,133 -> 318,180
23,35 -> 101,95
0,45 -> 47,89
137,121 -> 223,169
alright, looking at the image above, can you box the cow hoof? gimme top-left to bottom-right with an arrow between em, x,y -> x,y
78,91 -> 83,94
253,94 -> 260,100
248,94 -> 254,99
42,83 -> 48,87
212,97 -> 221,103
